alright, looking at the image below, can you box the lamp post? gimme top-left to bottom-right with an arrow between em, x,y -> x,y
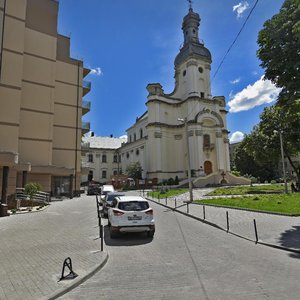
274,130 -> 288,194
178,118 -> 193,202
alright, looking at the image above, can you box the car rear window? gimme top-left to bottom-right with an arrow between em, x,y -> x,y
118,201 -> 149,211
107,193 -> 125,202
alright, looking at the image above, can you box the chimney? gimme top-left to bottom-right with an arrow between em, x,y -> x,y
91,132 -> 94,137
110,134 -> 113,138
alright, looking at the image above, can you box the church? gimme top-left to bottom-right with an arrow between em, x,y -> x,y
119,7 -> 249,187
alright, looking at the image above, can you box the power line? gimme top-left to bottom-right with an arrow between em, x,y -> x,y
212,0 -> 259,80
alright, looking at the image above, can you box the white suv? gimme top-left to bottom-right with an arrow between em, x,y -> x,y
108,196 -> 155,239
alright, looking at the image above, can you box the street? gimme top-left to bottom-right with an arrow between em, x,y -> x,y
61,194 -> 300,300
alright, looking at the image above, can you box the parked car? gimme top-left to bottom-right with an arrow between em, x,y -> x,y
101,192 -> 125,218
100,185 -> 115,200
87,184 -> 101,195
108,196 -> 155,239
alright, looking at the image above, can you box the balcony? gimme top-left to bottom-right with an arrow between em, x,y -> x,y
82,121 -> 90,134
82,100 -> 91,115
82,80 -> 91,96
83,67 -> 90,78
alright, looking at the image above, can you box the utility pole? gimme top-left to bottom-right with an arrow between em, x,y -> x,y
178,118 -> 193,202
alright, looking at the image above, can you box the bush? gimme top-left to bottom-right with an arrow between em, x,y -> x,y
250,177 -> 258,184
231,170 -> 241,177
270,180 -> 277,184
167,178 -> 175,186
174,176 -> 179,185
264,180 -> 269,184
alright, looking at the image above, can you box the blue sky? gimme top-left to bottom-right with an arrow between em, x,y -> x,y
57,0 -> 284,143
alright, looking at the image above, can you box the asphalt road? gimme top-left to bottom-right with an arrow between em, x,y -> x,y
60,197 -> 300,300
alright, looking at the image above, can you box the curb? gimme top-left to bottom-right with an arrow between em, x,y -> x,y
147,198 -> 300,255
45,251 -> 109,300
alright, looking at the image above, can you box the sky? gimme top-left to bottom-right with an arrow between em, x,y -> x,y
57,0 -> 285,143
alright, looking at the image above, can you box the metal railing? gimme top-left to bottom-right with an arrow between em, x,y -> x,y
82,100 -> 91,110
16,188 -> 50,203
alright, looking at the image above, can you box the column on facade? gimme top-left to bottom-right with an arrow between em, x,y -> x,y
224,139 -> 231,172
215,131 -> 225,171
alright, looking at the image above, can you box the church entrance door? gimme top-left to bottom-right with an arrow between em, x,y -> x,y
204,161 -> 212,175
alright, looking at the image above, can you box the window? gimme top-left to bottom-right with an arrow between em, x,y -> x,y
118,201 -> 149,211
102,154 -> 107,163
88,154 -> 93,162
102,170 -> 107,178
136,149 -> 139,156
200,92 -> 204,98
113,170 -> 118,176
113,155 -> 118,163
134,133 -> 136,141
198,67 -> 203,73
126,152 -> 129,159
118,155 -> 121,163
88,170 -> 93,182
129,135 -> 132,143
203,134 -> 210,147
140,129 -> 143,139
183,70 -> 186,77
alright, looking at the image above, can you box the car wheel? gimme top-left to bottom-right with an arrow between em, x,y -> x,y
110,227 -> 117,239
147,230 -> 155,238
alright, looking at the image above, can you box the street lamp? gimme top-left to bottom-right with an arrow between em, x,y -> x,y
178,118 -> 193,202
274,130 -> 288,194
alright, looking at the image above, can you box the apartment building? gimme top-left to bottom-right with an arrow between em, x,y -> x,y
0,0 -> 91,215
81,135 -> 127,184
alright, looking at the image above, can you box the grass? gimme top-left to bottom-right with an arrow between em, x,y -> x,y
207,184 -> 288,196
195,193 -> 300,214
147,189 -> 188,199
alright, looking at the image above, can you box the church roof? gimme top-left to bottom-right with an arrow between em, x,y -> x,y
175,43 -> 211,65
175,8 -> 211,65
83,136 -> 127,149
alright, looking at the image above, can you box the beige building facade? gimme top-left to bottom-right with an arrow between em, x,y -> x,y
0,0 -> 90,214
120,8 -> 249,187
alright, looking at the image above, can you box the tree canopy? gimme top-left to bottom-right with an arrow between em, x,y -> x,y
126,162 -> 143,180
257,0 -> 300,104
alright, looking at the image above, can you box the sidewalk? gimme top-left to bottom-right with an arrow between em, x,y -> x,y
0,195 -> 107,300
147,188 -> 300,253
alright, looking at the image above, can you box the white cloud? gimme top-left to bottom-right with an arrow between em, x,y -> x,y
228,76 -> 281,113
230,131 -> 245,143
230,78 -> 241,84
233,2 -> 249,18
90,67 -> 103,76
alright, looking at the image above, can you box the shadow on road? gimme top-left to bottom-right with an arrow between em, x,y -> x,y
103,225 -> 153,247
279,225 -> 300,258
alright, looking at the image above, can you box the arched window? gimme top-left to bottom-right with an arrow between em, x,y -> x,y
203,134 -> 210,148
140,128 -> 143,139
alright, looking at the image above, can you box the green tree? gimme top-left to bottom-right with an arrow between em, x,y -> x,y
234,104 -> 300,183
257,0 -> 300,104
126,162 -> 143,180
24,182 -> 42,209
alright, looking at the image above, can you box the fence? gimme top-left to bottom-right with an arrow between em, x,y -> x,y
16,188 -> 51,204
145,190 -> 300,254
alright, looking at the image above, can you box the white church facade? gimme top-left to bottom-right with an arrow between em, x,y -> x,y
119,8 -> 249,187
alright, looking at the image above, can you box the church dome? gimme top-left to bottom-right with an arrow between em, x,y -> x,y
174,8 -> 212,66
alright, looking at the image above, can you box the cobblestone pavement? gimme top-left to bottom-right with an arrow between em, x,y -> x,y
146,188 -> 300,252
61,198 -> 300,300
0,195 -> 107,300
